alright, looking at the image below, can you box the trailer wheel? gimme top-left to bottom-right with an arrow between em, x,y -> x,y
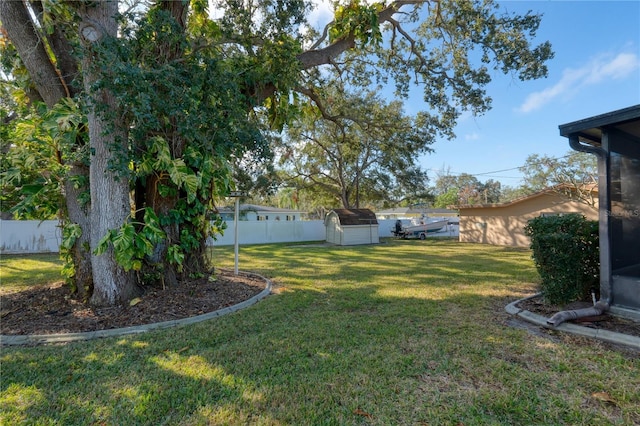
419,233 -> 426,240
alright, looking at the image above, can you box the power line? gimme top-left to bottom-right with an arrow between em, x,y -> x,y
471,175 -> 523,179
428,153 -> 576,180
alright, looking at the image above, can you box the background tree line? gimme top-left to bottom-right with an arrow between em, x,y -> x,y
247,150 -> 597,213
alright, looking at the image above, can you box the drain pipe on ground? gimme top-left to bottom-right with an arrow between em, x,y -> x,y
547,135 -> 611,327
547,300 -> 610,327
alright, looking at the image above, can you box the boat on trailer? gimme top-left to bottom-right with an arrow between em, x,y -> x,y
392,218 -> 449,240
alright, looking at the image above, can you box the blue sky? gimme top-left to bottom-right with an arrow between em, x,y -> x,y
411,1 -> 640,187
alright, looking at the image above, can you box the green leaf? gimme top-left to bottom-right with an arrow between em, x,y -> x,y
60,224 -> 82,250
112,223 -> 135,253
166,245 -> 185,272
131,260 -> 143,271
150,137 -> 172,169
157,184 -> 174,197
183,174 -> 200,202
94,229 -> 116,255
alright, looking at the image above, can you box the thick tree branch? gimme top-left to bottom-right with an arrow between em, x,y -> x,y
298,0 -> 425,69
0,0 -> 68,107
30,0 -> 79,97
295,86 -> 347,122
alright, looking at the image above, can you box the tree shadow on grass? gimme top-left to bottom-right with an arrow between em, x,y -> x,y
2,281 -> 636,425
2,240 -> 637,424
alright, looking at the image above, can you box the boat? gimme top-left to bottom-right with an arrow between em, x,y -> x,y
393,218 -> 449,240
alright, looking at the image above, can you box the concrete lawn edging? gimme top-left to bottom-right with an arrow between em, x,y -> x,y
506,294 -> 640,351
0,270 -> 272,346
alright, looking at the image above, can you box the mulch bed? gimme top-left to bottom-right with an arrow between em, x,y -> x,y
1,269 -> 267,336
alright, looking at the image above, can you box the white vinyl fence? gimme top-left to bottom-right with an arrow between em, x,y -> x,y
208,220 -> 326,246
0,219 -> 328,254
0,220 -> 62,254
0,218 -> 459,254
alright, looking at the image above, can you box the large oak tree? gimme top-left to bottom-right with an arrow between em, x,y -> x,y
281,82 -> 435,208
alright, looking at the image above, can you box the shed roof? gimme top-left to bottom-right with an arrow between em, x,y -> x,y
328,209 -> 378,225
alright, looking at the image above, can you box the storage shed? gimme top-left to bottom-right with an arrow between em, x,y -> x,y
325,209 -> 379,245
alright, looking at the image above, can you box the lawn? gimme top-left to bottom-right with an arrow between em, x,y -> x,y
1,239 -> 639,425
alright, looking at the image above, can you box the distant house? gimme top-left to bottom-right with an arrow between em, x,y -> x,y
458,186 -> 598,248
325,209 -> 379,245
216,204 -> 306,221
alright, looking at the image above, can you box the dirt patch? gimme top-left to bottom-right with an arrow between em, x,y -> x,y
1,269 -> 267,336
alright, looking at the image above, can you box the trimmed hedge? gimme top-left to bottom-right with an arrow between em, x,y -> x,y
524,214 -> 599,305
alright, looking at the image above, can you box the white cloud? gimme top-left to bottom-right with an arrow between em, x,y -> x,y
517,51 -> 640,113
583,52 -> 638,84
464,132 -> 480,141
307,0 -> 334,29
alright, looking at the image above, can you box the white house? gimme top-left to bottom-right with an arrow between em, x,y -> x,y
215,204 -> 306,221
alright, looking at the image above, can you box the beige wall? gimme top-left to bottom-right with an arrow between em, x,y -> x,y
459,193 -> 598,248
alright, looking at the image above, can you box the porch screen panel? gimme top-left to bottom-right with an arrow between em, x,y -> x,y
609,135 -> 640,308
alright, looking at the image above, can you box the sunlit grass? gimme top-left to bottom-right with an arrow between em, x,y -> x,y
0,253 -> 63,293
1,239 -> 639,425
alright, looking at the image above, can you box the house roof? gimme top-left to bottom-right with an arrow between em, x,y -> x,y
559,104 -> 640,146
457,184 -> 598,210
327,209 -> 378,225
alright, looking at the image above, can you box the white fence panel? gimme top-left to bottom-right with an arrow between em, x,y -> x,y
209,220 -> 326,246
0,220 -> 61,254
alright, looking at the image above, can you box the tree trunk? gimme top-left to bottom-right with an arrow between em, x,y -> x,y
63,164 -> 93,299
79,1 -> 138,306
29,0 -> 79,97
145,174 -> 180,288
139,0 -> 192,287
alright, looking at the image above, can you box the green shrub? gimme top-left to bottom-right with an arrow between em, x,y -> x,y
524,214 -> 599,305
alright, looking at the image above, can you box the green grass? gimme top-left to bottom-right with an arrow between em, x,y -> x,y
0,253 -> 63,292
1,239 -> 639,425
